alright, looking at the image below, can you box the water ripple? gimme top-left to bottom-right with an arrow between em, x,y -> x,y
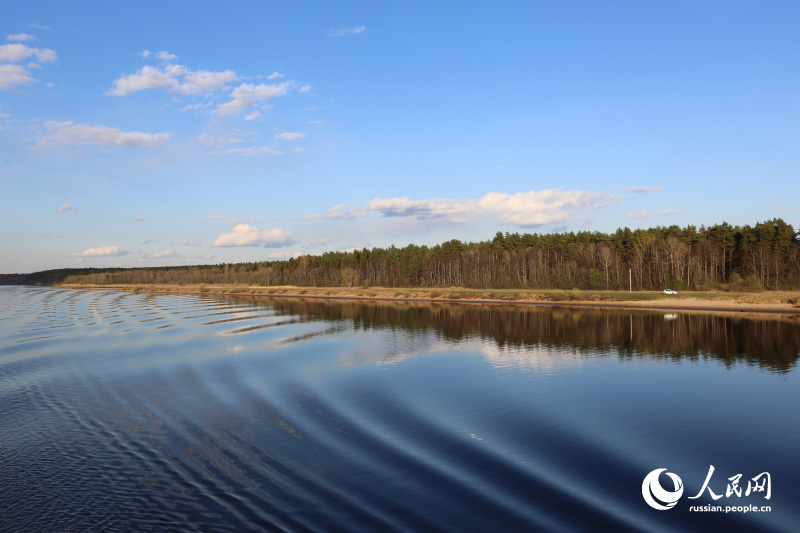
1,286 -> 799,532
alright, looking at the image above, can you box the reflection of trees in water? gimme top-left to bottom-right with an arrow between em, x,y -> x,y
236,297 -> 800,374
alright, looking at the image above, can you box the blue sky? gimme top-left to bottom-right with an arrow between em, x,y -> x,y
2,1 -> 798,273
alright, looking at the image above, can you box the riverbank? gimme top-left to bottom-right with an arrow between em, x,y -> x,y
54,283 -> 800,316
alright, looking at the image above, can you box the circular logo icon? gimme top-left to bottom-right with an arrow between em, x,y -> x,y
642,468 -> 684,510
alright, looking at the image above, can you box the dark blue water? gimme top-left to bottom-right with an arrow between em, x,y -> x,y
1,287 -> 799,532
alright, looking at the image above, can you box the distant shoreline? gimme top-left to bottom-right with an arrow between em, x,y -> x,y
51,283 -> 800,317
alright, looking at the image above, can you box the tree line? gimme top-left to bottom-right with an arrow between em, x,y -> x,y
17,218 -> 800,291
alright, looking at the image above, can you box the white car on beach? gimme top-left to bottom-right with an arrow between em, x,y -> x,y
663,289 -> 678,295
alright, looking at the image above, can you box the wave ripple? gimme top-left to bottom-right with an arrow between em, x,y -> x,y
1,287 -> 799,532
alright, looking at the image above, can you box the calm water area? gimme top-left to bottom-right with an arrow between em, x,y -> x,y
1,286 -> 799,532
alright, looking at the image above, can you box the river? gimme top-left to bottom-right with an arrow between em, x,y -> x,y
1,286 -> 798,532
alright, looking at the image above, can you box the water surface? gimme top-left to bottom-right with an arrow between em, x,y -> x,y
1,286 -> 799,532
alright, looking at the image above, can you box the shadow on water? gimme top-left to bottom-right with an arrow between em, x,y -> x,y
238,297 -> 800,374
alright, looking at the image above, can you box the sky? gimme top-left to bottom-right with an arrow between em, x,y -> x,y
1,1 -> 799,273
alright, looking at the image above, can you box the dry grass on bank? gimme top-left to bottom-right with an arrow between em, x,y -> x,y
54,282 -> 800,311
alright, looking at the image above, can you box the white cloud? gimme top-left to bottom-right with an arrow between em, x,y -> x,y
175,239 -> 203,246
196,133 -> 244,146
108,64 -> 181,95
138,50 -> 176,61
181,69 -> 237,94
658,209 -> 683,216
221,145 -> 282,156
0,42 -> 57,90
274,132 -> 305,141
362,189 -> 623,226
140,239 -> 152,244
307,203 -> 358,220
181,101 -> 212,112
7,34 -> 37,42
56,204 -> 72,212
308,238 -> 331,247
328,26 -> 366,37
626,210 -> 650,220
155,51 -> 177,62
70,245 -> 131,258
293,147 -> 303,153
133,215 -> 144,221
109,55 -> 308,122
108,63 -> 236,96
0,43 -> 57,63
35,121 -> 169,149
621,185 -> 666,193
0,63 -> 36,90
212,224 -> 296,247
215,82 -> 292,116
145,250 -> 176,259
307,120 -> 327,125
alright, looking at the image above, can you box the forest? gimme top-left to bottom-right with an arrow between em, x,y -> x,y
12,218 -> 800,291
